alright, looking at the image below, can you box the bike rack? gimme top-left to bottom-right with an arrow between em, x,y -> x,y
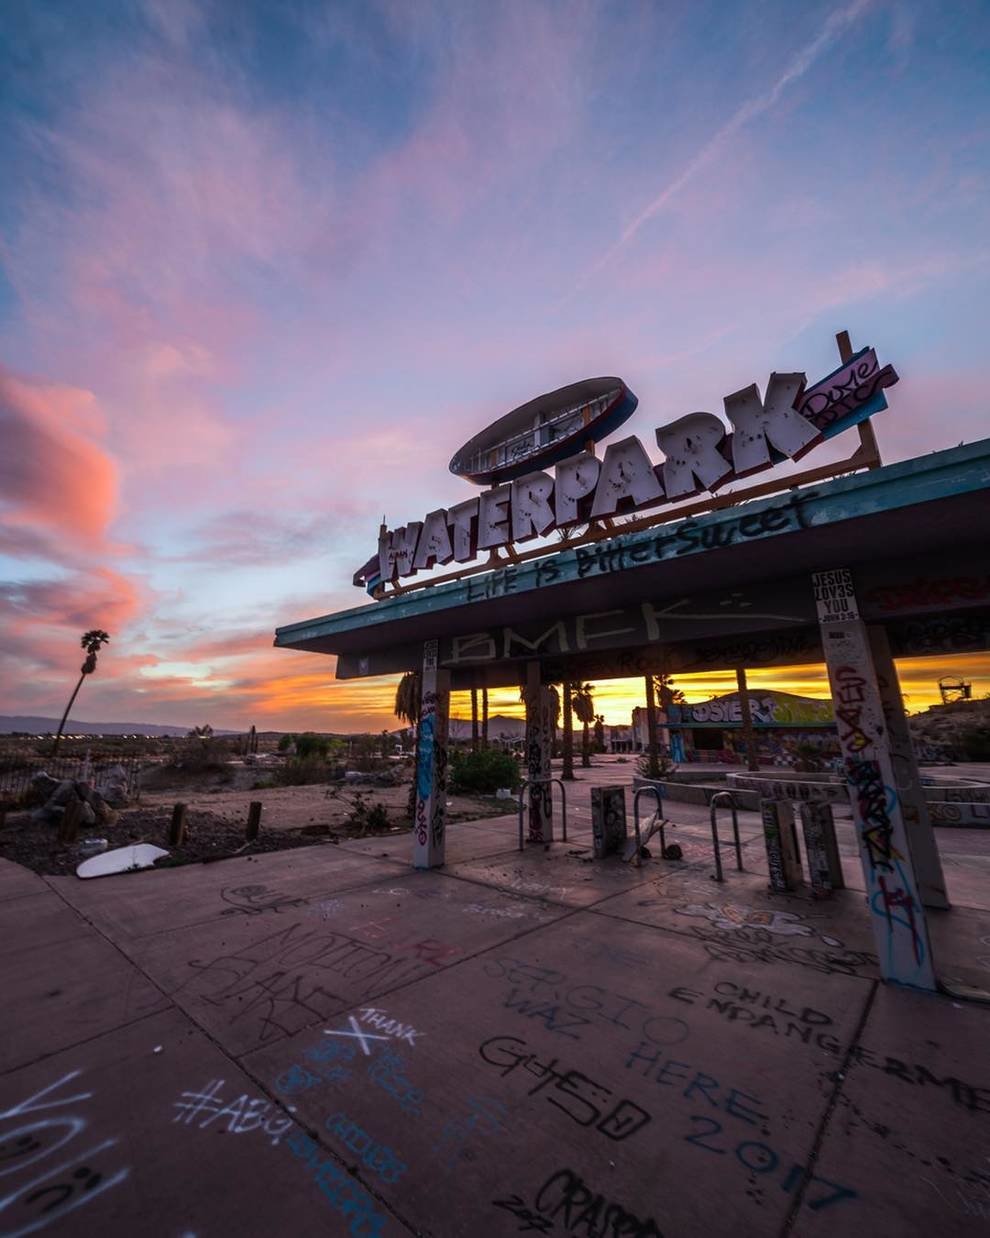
709,790 -> 743,883
632,785 -> 668,868
517,778 -> 568,850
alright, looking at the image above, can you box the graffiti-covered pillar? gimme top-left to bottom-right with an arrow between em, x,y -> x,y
524,661 -> 554,843
413,640 -> 451,869
868,625 -> 949,910
813,569 -> 935,989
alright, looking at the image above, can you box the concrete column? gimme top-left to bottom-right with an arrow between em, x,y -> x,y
524,661 -> 554,843
761,799 -> 802,892
799,802 -> 844,896
868,625 -> 949,910
413,640 -> 451,869
814,569 -> 936,989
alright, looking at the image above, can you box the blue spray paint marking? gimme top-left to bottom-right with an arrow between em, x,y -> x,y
417,714 -> 435,799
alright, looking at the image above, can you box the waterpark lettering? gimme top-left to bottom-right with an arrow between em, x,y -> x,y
372,350 -> 896,584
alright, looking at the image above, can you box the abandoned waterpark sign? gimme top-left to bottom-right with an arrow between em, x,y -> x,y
363,347 -> 897,588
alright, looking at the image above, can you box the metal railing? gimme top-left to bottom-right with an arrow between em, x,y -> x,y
709,790 -> 743,882
517,778 -> 568,850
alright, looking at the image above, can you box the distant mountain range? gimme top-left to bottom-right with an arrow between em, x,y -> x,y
0,712 -> 531,739
0,716 -> 219,737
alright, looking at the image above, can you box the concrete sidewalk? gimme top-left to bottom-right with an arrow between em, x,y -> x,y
2,795 -> 989,1237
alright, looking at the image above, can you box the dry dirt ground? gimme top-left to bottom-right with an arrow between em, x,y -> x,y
0,762 -> 513,876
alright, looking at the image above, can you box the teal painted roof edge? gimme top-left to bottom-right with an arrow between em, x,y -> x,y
275,437 -> 990,646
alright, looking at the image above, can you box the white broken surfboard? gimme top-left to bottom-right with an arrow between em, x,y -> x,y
76,843 -> 170,879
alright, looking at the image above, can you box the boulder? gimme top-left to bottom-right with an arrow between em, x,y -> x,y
96,765 -> 130,808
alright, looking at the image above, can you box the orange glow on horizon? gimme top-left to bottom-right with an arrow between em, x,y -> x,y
264,651 -> 990,733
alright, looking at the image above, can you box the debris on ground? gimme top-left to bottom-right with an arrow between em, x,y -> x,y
0,805 -> 376,876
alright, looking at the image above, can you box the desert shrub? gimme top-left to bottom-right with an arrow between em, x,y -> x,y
167,734 -> 231,772
274,755 -> 331,786
636,748 -> 674,779
961,728 -> 990,761
295,732 -> 330,760
449,748 -> 521,794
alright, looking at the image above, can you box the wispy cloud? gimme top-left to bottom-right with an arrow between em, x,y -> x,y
586,0 -> 874,278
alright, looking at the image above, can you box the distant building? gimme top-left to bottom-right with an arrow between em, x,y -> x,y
633,689 -> 838,766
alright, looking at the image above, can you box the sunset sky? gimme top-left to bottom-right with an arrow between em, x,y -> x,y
1,0 -> 988,733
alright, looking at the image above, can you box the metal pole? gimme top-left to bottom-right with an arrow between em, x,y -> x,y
554,778 -> 568,842
709,796 -> 725,882
731,799 -> 742,871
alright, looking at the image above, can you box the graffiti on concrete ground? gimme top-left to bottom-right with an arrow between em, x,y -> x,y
285,1128 -> 385,1238
923,1166 -> 990,1221
172,1079 -> 293,1145
673,902 -> 843,947
0,1069 -> 129,1238
324,1111 -> 406,1185
683,923 -> 877,977
479,1035 -> 651,1142
220,884 -> 310,916
494,1167 -> 666,1236
274,1039 -> 357,1096
356,1007 -> 423,1046
176,923 -> 433,1045
434,1095 -> 507,1171
366,1048 -> 424,1116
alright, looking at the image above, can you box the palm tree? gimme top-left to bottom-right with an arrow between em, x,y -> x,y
471,687 -> 479,752
394,671 -> 422,820
394,671 -> 421,729
53,630 -> 110,755
571,682 -> 595,768
481,686 -> 489,750
561,681 -> 575,780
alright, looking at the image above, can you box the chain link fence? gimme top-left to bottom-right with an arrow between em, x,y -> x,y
0,754 -> 144,804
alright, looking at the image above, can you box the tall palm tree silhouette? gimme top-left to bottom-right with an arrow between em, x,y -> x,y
53,630 -> 110,754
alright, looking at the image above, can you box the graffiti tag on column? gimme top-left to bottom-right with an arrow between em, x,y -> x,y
832,659 -> 926,971
416,691 -> 437,848
0,1069 -> 129,1237
834,664 -> 872,752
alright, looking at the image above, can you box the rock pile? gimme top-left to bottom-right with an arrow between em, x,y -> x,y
30,768 -> 126,829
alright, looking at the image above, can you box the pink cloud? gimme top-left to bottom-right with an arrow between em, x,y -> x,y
0,364 -> 119,548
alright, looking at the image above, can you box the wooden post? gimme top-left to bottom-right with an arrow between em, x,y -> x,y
58,799 -> 82,845
814,567 -> 935,990
413,639 -> 451,869
168,803 -> 187,847
736,667 -> 760,771
837,329 -> 882,468
246,801 -> 262,841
